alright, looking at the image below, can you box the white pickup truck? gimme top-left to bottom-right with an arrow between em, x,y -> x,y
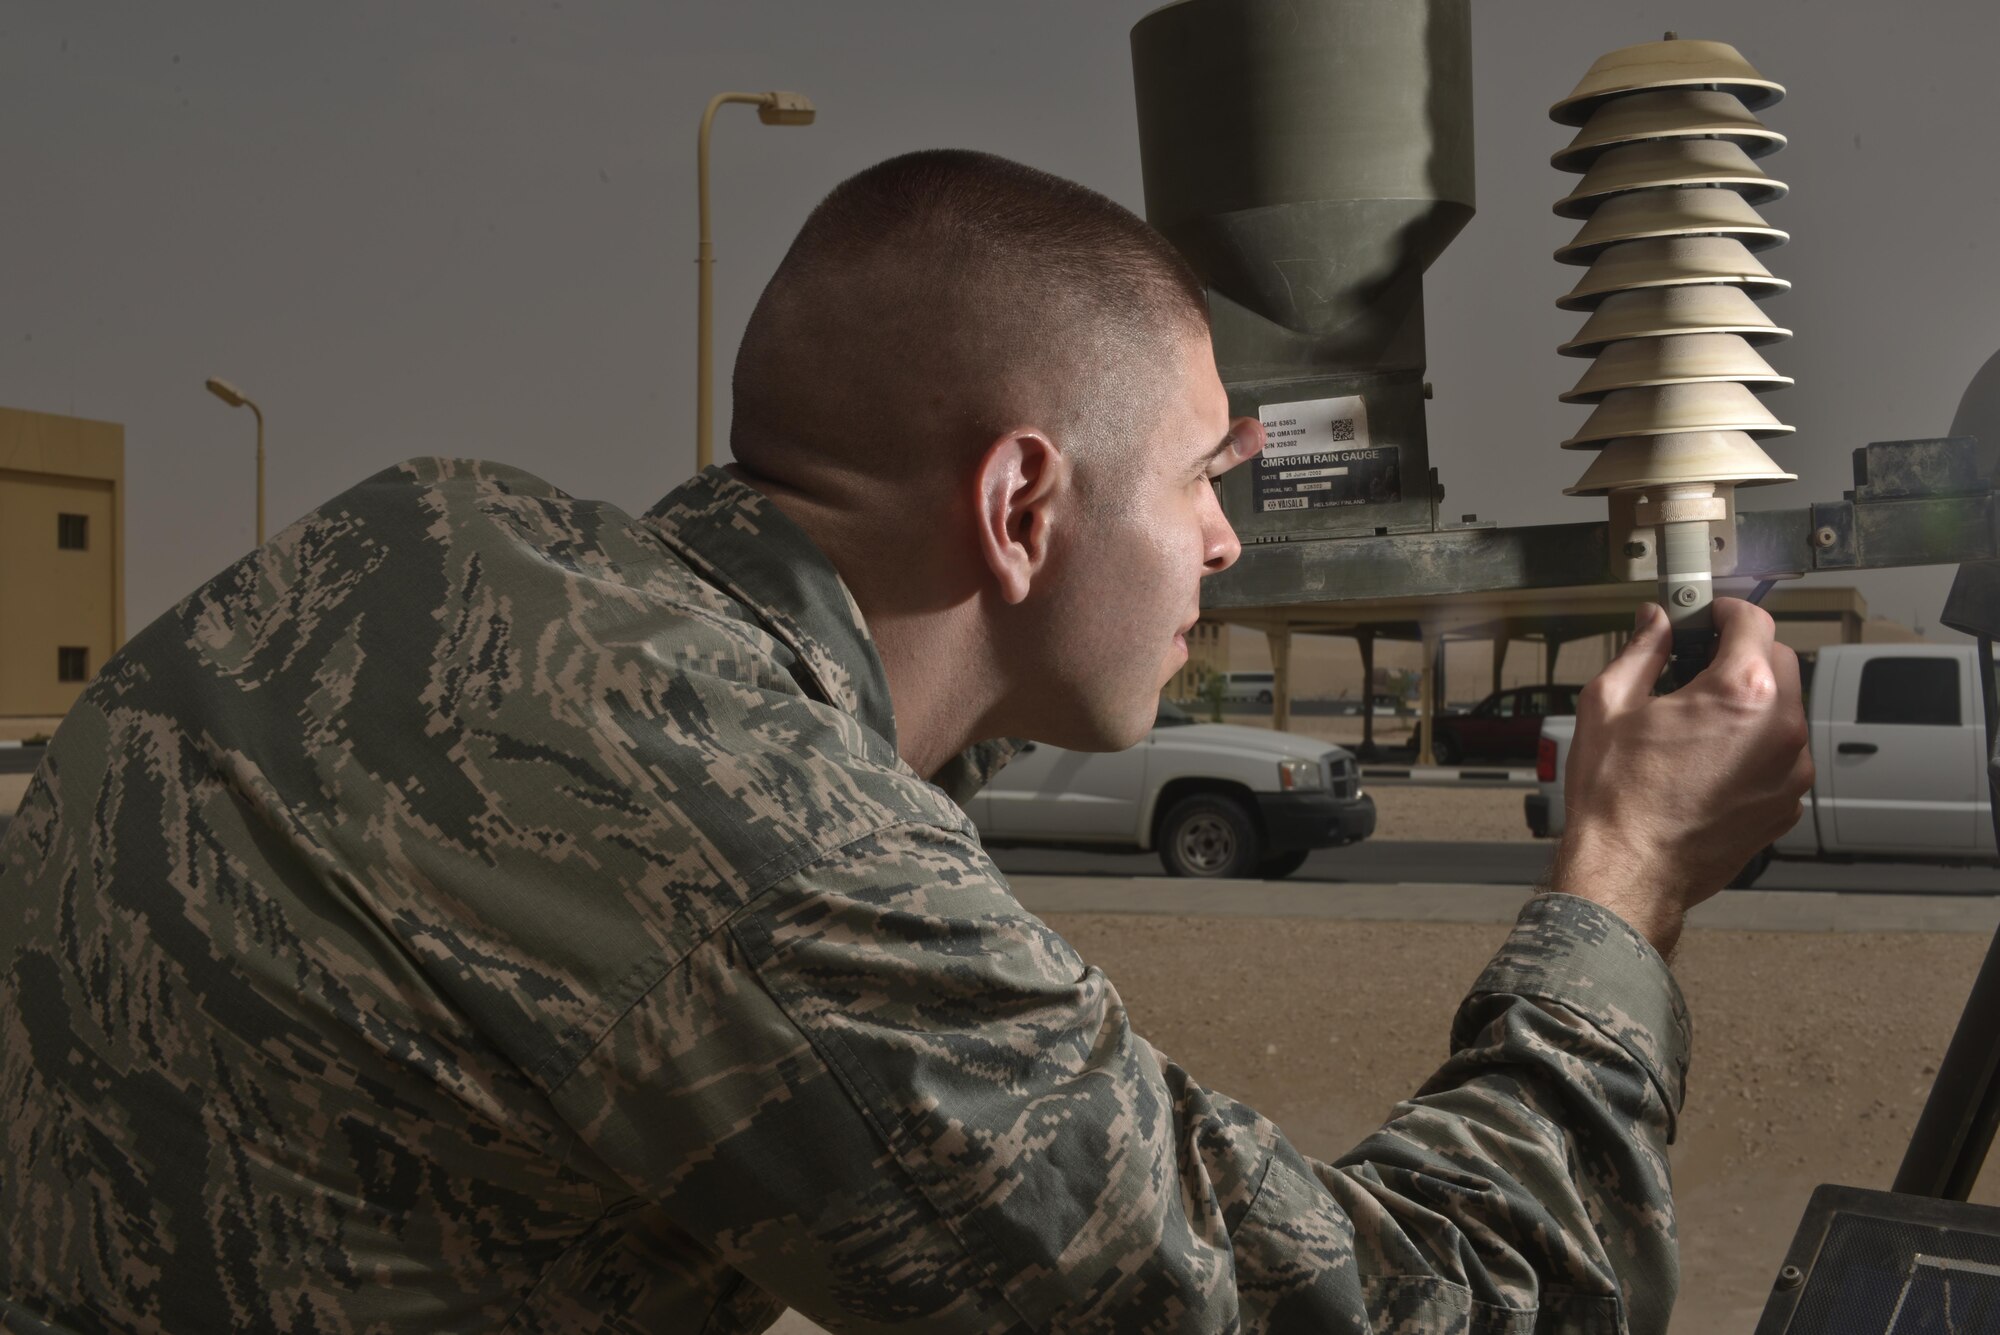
1525,643 -> 1996,885
971,698 -> 1377,879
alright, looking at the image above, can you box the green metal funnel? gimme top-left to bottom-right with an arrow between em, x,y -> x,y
1132,0 -> 1474,537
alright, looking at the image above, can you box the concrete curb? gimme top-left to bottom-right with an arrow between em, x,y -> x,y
1359,765 -> 1536,788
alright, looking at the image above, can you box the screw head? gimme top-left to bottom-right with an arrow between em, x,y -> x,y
1624,540 -> 1650,558
1673,585 -> 1700,607
1712,535 -> 1726,552
1777,1263 -> 1805,1291
1814,526 -> 1838,549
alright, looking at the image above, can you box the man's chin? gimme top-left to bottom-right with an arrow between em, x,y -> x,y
1037,708 -> 1153,755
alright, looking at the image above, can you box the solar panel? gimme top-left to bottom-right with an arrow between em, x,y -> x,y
1755,1185 -> 2000,1334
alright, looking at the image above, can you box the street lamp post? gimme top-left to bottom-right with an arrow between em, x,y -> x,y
204,377 -> 266,545
696,90 -> 815,471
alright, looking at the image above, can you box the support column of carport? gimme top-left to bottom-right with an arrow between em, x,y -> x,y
1357,629 -> 1378,757
1416,621 -> 1441,766
1435,632 -> 1449,718
1265,626 -> 1293,734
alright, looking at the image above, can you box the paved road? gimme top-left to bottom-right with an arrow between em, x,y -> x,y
989,839 -> 1999,897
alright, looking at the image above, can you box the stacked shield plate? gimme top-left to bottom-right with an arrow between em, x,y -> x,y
1552,38 -> 1797,498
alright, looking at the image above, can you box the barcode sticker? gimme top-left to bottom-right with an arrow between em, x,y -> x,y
1252,392 -> 1400,514
1259,394 -> 1370,460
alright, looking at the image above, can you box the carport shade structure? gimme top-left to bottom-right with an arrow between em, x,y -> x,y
1211,582 -> 1864,762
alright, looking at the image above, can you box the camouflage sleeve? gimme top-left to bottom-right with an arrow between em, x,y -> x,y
554,823 -> 1688,1334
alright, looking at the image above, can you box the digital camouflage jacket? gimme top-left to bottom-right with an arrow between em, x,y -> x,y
1,460 -> 1692,1333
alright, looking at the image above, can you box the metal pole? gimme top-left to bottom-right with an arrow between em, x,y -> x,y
1891,632 -> 2000,1200
252,401 -> 265,546
696,92 -> 766,473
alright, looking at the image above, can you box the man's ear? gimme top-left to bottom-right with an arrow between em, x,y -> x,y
973,430 -> 1065,606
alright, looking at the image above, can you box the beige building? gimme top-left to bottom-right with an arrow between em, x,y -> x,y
1,406 -> 125,738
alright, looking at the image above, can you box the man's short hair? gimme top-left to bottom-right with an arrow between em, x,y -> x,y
731,149 -> 1211,485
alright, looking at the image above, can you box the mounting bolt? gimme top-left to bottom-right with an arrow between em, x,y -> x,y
1813,526 -> 1839,549
1422,381 -> 1434,400
1624,540 -> 1650,558
1776,1264 -> 1805,1291
1673,585 -> 1699,607
1712,535 -> 1726,551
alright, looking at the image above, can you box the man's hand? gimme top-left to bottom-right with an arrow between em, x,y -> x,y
1550,597 -> 1815,957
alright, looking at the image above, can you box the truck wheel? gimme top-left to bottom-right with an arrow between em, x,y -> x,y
1157,794 -> 1262,878
1257,850 -> 1310,879
1727,848 -> 1773,889
1432,733 -> 1461,766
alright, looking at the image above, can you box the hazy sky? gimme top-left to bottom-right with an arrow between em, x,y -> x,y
6,1 -> 1995,638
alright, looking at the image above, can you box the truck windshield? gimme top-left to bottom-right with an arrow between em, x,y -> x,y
1155,697 -> 1196,728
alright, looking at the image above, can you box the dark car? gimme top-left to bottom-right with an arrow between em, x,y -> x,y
1431,684 -> 1584,765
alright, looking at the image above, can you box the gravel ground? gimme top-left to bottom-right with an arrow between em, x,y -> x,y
774,915 -> 1997,1333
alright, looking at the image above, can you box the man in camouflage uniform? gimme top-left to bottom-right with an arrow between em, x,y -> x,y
1,151 -> 1812,1332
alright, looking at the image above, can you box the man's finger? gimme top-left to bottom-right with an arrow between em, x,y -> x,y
1592,602 -> 1672,713
1707,597 -> 1778,677
1769,639 -> 1805,723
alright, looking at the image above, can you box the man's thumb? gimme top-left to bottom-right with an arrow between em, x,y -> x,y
1594,603 -> 1671,711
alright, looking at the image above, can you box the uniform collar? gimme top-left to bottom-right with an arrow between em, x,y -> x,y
643,465 -> 901,750
641,467 -> 1027,804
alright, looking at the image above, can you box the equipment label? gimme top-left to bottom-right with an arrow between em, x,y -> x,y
1253,393 -> 1401,513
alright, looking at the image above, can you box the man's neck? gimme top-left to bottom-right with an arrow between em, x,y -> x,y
721,463 -> 998,781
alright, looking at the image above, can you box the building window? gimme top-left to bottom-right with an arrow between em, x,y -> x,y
57,513 -> 89,550
57,647 -> 89,682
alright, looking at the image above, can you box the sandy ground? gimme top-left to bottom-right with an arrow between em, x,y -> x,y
0,772 -> 28,815
772,915 -> 1999,1333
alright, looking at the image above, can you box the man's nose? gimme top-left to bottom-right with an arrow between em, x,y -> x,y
1203,497 -> 1241,575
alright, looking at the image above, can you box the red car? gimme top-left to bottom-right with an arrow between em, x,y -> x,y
1431,684 -> 1584,765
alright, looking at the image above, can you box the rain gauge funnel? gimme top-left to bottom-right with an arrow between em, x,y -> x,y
1132,0 -> 1474,538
